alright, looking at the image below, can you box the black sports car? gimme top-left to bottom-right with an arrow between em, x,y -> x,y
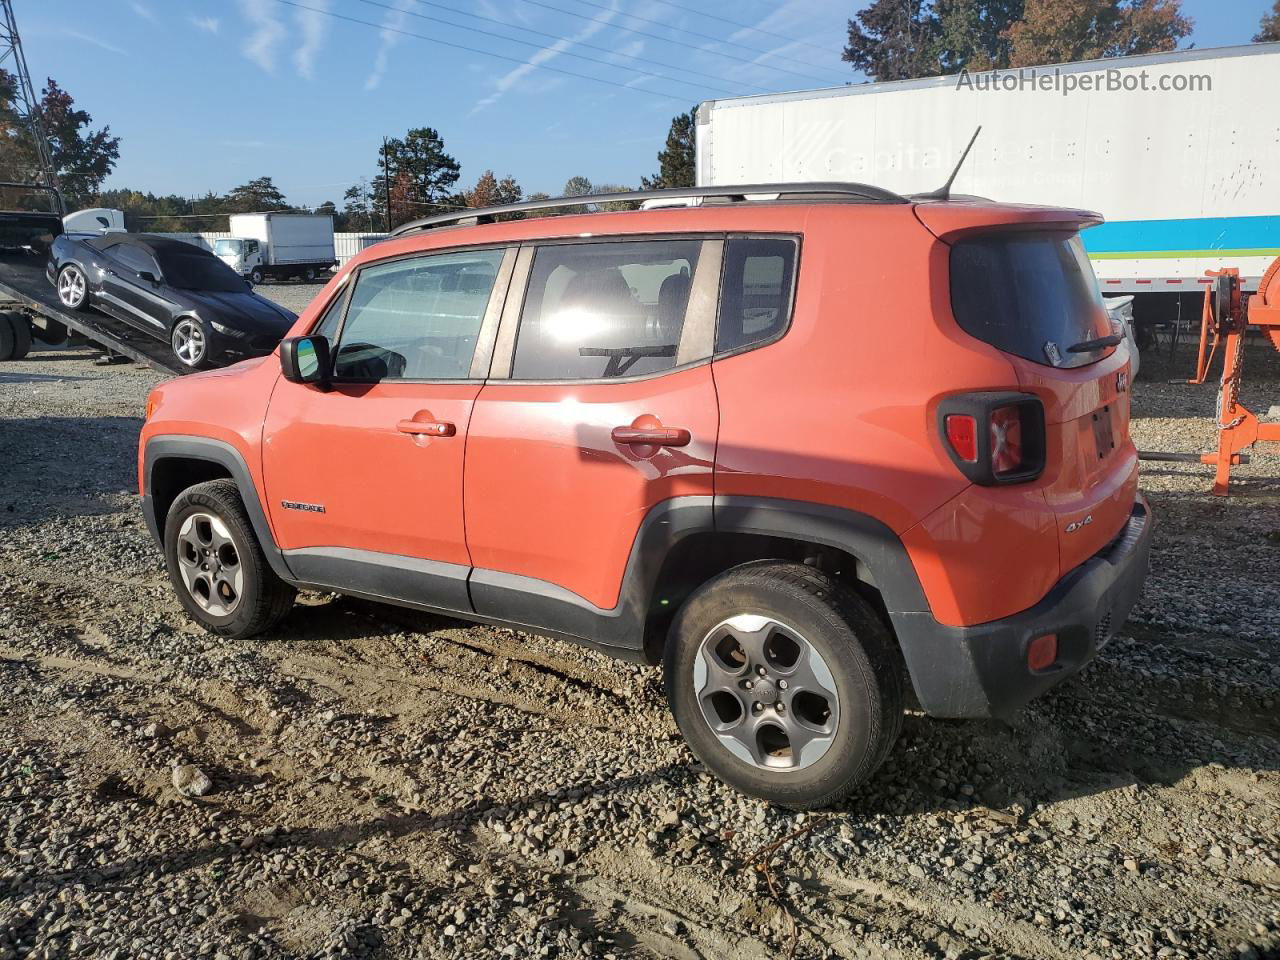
47,233 -> 298,370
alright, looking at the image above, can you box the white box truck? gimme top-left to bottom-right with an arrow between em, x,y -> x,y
215,213 -> 336,284
696,43 -> 1280,337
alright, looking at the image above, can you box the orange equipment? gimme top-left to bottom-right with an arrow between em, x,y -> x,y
1184,257 -> 1280,495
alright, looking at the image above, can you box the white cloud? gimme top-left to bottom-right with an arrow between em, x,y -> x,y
471,1 -> 618,113
191,16 -> 220,34
366,0 -> 413,91
239,0 -> 284,73
62,30 -> 128,55
130,2 -> 155,21
293,0 -> 330,80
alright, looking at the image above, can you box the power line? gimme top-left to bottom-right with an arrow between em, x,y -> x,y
394,0 -> 778,95
357,0 -> 739,97
517,0 -> 845,86
641,0 -> 844,58
269,0 -> 690,105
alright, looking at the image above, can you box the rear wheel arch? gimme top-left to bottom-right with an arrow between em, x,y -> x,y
639,496 -> 929,663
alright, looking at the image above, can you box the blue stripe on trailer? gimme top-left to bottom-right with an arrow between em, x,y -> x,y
1083,215 -> 1280,258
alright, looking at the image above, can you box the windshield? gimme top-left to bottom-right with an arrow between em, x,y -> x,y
157,249 -> 248,292
213,239 -> 242,257
949,231 -> 1113,369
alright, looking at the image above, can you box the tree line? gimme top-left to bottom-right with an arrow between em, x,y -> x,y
0,0 -> 1275,229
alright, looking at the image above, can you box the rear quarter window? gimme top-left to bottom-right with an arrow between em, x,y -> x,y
950,231 -> 1112,369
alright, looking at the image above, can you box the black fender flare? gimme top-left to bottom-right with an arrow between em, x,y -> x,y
142,436 -> 294,583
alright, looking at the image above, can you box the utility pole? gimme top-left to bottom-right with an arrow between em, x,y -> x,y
0,0 -> 59,205
382,137 -> 393,232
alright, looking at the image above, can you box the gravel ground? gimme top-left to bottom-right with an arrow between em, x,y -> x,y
0,328 -> 1277,960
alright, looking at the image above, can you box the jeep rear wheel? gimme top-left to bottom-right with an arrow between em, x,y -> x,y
163,479 -> 296,638
665,561 -> 903,809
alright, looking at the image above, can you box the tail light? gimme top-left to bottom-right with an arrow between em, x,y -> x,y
939,392 -> 1045,485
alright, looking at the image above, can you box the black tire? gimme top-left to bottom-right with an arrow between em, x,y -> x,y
163,479 -> 296,639
33,318 -> 68,345
665,561 -> 904,809
303,266 -> 318,283
249,268 -> 265,285
3,312 -> 31,360
0,312 -> 13,361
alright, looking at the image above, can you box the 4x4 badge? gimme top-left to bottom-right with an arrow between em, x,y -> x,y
1116,370 -> 1129,392
1064,515 -> 1094,534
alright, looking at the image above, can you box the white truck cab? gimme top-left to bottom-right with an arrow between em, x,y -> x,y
213,237 -> 263,280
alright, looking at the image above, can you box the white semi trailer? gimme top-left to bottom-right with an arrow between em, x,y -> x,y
696,43 -> 1280,337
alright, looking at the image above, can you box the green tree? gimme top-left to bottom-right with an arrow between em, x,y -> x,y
224,176 -> 288,212
591,184 -> 640,211
39,78 -> 120,208
373,127 -> 461,228
641,110 -> 696,189
843,0 -> 948,80
342,181 -> 375,232
1257,1 -> 1280,41
562,175 -> 592,197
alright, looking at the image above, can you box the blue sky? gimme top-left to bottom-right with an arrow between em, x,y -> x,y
23,0 -> 1278,209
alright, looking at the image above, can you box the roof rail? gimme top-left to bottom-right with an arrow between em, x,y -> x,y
389,181 -> 907,237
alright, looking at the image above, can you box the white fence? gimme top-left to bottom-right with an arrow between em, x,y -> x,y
167,231 -> 389,267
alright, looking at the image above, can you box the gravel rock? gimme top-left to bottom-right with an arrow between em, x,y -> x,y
171,763 -> 213,797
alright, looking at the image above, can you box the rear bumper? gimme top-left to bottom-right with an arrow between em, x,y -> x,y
894,494 -> 1155,718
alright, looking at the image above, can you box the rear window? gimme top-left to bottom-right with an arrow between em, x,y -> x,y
950,231 -> 1112,369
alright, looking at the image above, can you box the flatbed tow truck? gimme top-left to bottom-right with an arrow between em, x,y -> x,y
0,252 -> 184,375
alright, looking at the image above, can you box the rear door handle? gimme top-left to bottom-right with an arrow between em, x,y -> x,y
397,419 -> 455,437
611,425 -> 690,447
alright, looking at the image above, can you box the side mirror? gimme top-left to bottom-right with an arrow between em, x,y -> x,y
138,271 -> 159,285
280,335 -> 331,387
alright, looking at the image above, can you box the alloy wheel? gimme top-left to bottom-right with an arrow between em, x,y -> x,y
693,614 -> 841,771
171,319 -> 206,366
57,267 -> 86,308
174,512 -> 243,617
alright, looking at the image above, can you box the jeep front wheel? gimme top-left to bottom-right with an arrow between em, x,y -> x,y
665,561 -> 903,809
163,479 -> 296,638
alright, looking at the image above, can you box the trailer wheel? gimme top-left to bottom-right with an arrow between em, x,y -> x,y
0,313 -> 13,361
303,266 -> 318,283
2,312 -> 31,360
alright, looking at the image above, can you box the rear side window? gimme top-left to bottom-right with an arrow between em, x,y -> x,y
950,231 -> 1112,369
332,249 -> 503,381
113,244 -> 160,276
512,239 -> 701,380
716,237 -> 797,353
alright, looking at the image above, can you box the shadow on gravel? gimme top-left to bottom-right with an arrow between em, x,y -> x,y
24,760 -> 695,900
0,416 -> 144,527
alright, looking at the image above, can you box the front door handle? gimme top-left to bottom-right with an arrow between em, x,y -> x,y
611,425 -> 690,447
397,419 -> 456,437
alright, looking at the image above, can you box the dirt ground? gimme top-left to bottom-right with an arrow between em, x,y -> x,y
0,323 -> 1277,960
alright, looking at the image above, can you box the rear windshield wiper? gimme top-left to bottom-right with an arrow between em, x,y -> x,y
1067,334 -> 1123,353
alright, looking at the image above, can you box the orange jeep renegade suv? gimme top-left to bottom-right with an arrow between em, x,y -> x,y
139,184 -> 1153,808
